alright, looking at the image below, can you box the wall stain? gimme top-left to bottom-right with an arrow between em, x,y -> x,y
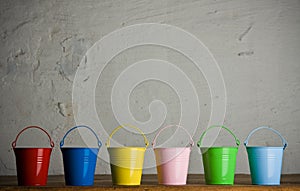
238,24 -> 253,41
13,49 -> 25,58
57,102 -> 72,117
1,16 -> 37,40
83,76 -> 89,82
0,158 -> 14,171
60,36 -> 73,53
207,10 -> 218,15
32,60 -> 40,82
238,50 -> 254,56
56,62 -> 72,82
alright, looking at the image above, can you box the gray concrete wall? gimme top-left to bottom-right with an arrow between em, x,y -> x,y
0,0 -> 299,175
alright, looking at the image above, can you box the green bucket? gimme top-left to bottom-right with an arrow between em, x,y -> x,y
197,125 -> 240,185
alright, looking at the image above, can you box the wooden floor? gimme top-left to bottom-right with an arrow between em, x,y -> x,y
1,174 -> 300,190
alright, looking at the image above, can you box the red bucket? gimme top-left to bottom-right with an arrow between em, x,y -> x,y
12,126 -> 54,186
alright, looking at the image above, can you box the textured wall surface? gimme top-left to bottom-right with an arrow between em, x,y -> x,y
0,0 -> 300,175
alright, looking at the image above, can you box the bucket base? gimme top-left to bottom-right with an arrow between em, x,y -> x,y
111,165 -> 142,186
205,179 -> 234,185
252,182 -> 280,186
158,182 -> 186,185
205,176 -> 235,185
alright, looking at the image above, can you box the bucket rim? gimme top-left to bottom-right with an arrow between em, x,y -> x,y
245,146 -> 285,149
60,147 -> 100,149
153,146 -> 192,150
200,146 -> 239,149
13,147 -> 53,149
200,147 -> 238,154
107,146 -> 146,150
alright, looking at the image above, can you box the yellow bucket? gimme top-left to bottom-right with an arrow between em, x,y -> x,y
106,124 -> 149,185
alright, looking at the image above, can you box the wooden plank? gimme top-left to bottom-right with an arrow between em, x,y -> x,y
0,174 -> 299,190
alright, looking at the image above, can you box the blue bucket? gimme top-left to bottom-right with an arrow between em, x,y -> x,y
244,126 -> 287,185
60,125 -> 102,186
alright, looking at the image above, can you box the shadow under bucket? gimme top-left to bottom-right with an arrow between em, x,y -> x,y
244,126 -> 288,185
12,126 -> 54,186
60,125 -> 102,186
197,125 -> 240,185
106,124 -> 149,186
152,125 -> 194,185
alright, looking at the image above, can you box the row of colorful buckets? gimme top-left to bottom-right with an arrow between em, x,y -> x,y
11,124 -> 288,186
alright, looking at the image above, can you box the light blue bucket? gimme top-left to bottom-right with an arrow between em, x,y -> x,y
60,125 -> 102,186
244,126 -> 288,185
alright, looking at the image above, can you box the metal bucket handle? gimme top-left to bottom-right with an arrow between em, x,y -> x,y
152,124 -> 194,148
60,125 -> 102,148
197,125 -> 240,147
244,126 -> 288,150
12,125 -> 55,148
106,124 -> 149,148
